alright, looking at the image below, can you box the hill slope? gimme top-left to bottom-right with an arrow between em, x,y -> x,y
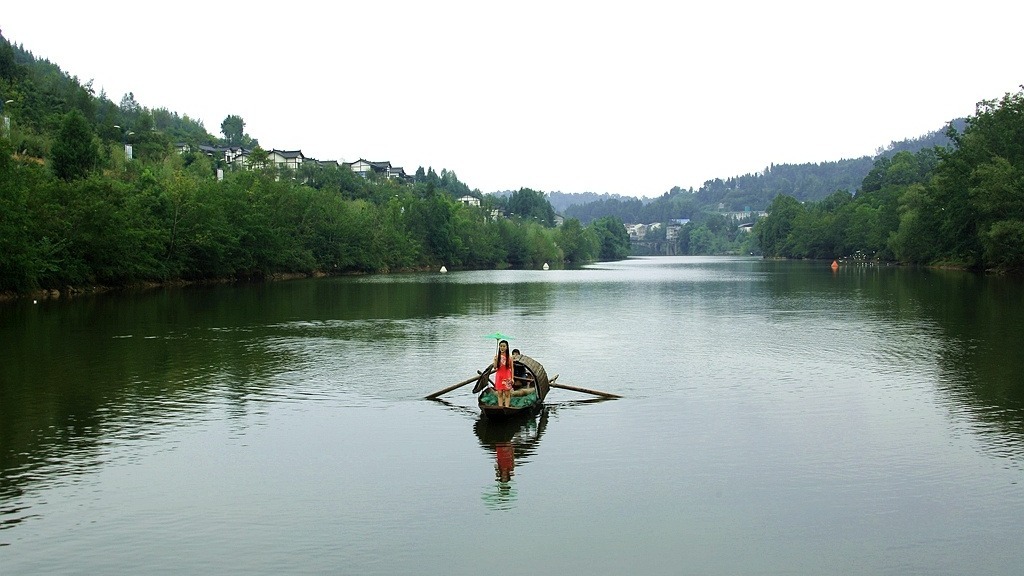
561,120 -> 965,224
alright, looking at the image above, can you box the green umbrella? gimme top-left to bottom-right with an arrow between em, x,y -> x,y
483,332 -> 512,354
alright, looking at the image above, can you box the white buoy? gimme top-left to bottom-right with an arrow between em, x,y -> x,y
439,266 -> 448,273
542,262 -> 549,270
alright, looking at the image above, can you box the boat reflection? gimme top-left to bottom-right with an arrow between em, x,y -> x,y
474,408 -> 549,510
430,396 -> 611,509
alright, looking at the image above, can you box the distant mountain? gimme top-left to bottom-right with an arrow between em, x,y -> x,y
546,191 -> 651,214
877,118 -> 966,156
560,121 -> 966,224
486,190 -> 649,215
689,120 -> 965,212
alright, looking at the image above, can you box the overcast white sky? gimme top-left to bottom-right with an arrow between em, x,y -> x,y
3,1 -> 1022,196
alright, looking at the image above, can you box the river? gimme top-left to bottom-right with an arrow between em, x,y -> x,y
2,257 -> 1023,575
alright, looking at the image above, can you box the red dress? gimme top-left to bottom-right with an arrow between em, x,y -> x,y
494,354 -> 513,392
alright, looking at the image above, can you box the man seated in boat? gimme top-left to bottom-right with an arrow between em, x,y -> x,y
511,349 -> 534,392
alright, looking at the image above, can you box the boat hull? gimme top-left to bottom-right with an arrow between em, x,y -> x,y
475,354 -> 550,419
478,398 -> 543,420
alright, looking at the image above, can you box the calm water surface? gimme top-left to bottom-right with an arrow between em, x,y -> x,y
2,257 -> 1024,575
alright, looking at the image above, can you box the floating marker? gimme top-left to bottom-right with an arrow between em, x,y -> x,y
440,266 -> 448,273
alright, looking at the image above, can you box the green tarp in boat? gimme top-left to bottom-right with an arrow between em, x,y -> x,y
479,389 -> 539,408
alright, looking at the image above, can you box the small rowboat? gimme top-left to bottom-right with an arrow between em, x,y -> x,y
473,354 -> 551,420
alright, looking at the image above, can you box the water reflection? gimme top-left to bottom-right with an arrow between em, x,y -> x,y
901,269 -> 1024,460
3,258 -> 1024,571
474,410 -> 548,510
753,261 -> 1024,463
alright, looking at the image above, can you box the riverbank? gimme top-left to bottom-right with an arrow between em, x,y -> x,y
0,264 -> 473,303
0,271 -> 331,303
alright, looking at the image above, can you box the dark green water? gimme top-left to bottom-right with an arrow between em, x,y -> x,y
2,257 -> 1023,575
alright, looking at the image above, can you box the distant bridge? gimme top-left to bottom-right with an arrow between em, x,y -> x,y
631,240 -> 678,256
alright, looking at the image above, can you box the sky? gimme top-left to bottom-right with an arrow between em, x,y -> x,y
3,1 -> 1022,197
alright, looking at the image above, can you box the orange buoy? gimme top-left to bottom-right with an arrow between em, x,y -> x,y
831,260 -> 839,270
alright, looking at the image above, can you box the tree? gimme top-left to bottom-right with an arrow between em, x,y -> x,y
557,218 -> 597,264
0,35 -> 23,82
688,225 -> 717,255
119,92 -> 141,115
247,146 -> 271,171
589,216 -> 630,260
507,188 -> 556,225
755,195 -> 804,257
931,88 -> 1024,269
969,157 -> 1024,270
221,115 -> 245,146
51,109 -> 98,181
408,185 -> 462,265
889,183 -> 940,264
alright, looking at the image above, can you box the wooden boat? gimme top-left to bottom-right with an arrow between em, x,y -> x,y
473,354 -> 551,420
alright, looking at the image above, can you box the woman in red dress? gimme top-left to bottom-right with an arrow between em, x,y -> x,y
493,339 -> 514,408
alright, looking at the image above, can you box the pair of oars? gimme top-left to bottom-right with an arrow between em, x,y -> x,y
424,373 -> 481,400
425,372 -> 621,400
546,373 -> 622,399
550,381 -> 622,399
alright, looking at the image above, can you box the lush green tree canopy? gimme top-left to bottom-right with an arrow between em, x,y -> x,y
50,109 -> 98,180
752,87 -> 1024,272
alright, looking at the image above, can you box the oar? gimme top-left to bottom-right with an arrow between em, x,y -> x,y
425,373 -> 480,400
549,382 -> 622,399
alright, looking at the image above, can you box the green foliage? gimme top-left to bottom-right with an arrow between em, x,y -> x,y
687,224 -> 718,255
565,196 -> 651,224
450,202 -> 502,268
0,33 -> 639,294
506,188 -> 556,225
221,115 -> 244,146
8,27 -> 1022,287
981,220 -> 1024,270
930,90 -> 1024,268
523,222 -> 562,267
0,139 -> 40,291
405,185 -> 462,265
219,114 -> 257,148
50,109 -> 98,180
556,218 -> 598,264
0,37 -> 21,82
889,183 -> 940,263
748,87 -> 1024,272
413,166 -> 473,199
755,195 -> 805,258
590,216 -> 631,261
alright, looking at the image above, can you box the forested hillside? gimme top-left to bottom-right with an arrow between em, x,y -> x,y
1,32 -> 630,295
755,91 -> 1024,272
3,28 -> 1016,291
562,121 -> 964,226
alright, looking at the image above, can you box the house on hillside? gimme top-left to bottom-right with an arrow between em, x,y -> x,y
390,166 -> 409,180
176,144 -> 250,165
343,158 -> 409,181
344,159 -> 389,177
224,148 -> 307,173
231,150 -> 251,170
458,195 -> 480,207
178,145 -> 414,182
268,149 -> 305,170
